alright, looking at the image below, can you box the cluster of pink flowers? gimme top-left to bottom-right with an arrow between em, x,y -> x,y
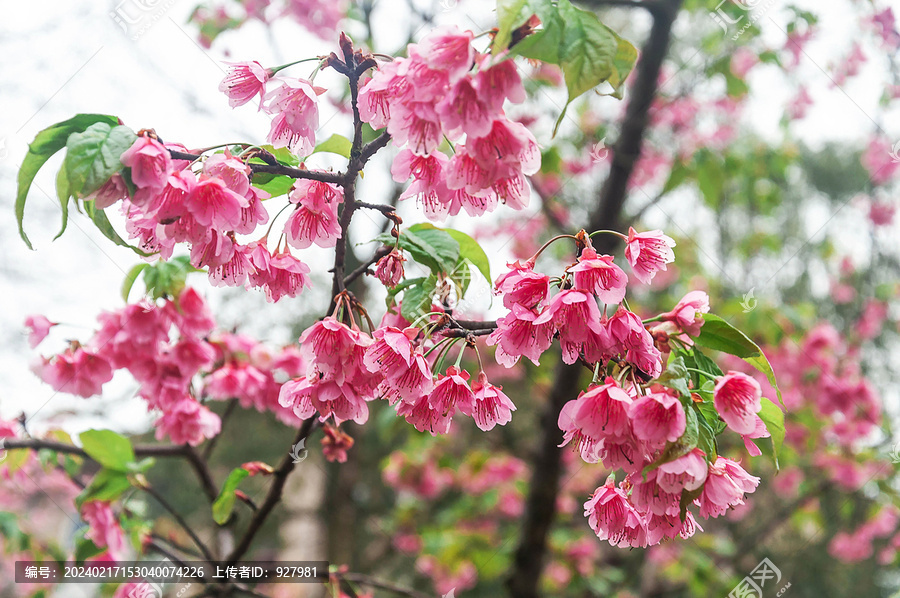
80,501 -> 127,562
90,131 -> 320,301
487,231 -> 675,374
359,26 -> 537,220
558,373 -> 763,547
190,0 -> 347,47
279,315 -> 516,434
29,288 -> 307,445
829,506 -> 900,564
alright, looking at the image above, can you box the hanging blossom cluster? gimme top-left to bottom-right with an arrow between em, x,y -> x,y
359,26 -> 538,220
485,229 -> 769,547
278,293 -> 517,435
26,287 -> 308,446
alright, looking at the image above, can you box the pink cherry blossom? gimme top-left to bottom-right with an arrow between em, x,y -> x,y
35,348 -> 113,398
549,289 -> 604,365
624,227 -> 676,285
417,26 -> 475,80
861,137 -> 900,185
493,260 -> 549,310
24,314 -> 54,348
714,371 -> 763,435
570,248 -> 628,304
120,136 -> 172,203
264,78 -> 321,156
427,366 -> 476,419
374,249 -> 405,287
584,477 -> 647,547
395,391 -> 452,435
558,379 -> 634,462
606,307 -> 663,378
470,371 -> 516,431
219,61 -> 270,109
390,149 -> 452,220
696,456 -> 759,519
262,252 -> 312,302
285,180 -> 343,249
186,175 -> 249,229
661,290 -> 709,338
655,448 -> 708,493
629,391 -> 686,447
81,501 -> 127,562
474,53 -> 525,111
154,398 -> 221,446
486,304 -> 555,367
87,173 -> 128,209
436,77 -> 493,138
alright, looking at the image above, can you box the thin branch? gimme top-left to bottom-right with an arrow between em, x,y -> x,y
355,201 -> 397,214
343,245 -> 391,287
3,438 -> 218,501
168,150 -> 347,185
149,532 -> 204,559
225,417 -> 318,565
138,482 -> 216,562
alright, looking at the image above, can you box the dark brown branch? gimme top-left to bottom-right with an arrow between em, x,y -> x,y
225,417 -> 317,565
168,150 -> 346,185
453,319 -> 498,330
137,481 -> 216,562
507,2 -> 684,596
587,0 -> 684,238
343,245 -> 391,287
355,201 -> 397,214
146,539 -> 198,572
442,328 -> 495,338
3,439 -> 218,502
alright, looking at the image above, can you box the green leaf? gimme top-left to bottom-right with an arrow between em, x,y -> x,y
695,314 -> 781,404
251,173 -> 295,197
509,0 -> 638,133
657,356 -> 691,397
79,430 -> 135,472
312,133 -> 352,159
54,165 -> 71,240
755,397 -> 785,470
64,123 -> 136,198
377,224 -> 461,275
83,201 -> 151,257
401,276 -> 437,321
16,114 -> 120,249
444,228 -> 491,283
212,468 -> 250,525
139,256 -> 197,300
121,263 -> 148,301
494,0 -> 530,53
258,144 -> 300,166
76,469 -> 132,508
696,416 -> 718,462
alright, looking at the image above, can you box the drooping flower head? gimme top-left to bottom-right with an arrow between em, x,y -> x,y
219,61 -> 270,109
713,371 -> 763,435
624,227 -> 676,285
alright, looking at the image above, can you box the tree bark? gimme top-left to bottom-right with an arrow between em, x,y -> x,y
506,2 -> 683,596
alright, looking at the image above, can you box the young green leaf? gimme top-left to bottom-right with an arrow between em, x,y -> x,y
443,228 -> 492,283
754,397 -> 785,470
251,173 -> 295,197
312,133 -> 353,159
83,201 -> 151,257
76,469 -> 132,508
16,114 -> 120,249
79,429 -> 135,472
212,468 -> 250,525
695,314 -> 781,405
121,263 -> 149,301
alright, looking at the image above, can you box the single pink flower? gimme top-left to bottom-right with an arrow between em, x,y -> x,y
120,136 -> 172,202
264,78 -> 321,156
470,371 -> 516,431
713,371 -> 763,435
154,398 -> 221,446
628,391 -> 687,447
493,260 -> 549,310
486,304 -> 554,367
374,249 -> 406,287
661,290 -> 709,337
263,252 -> 312,302
696,456 -> 759,519
548,289 -> 604,365
655,448 -> 709,493
570,248 -> 628,305
584,477 -> 647,548
427,366 -> 476,418
395,391 -> 452,435
436,77 -> 493,138
219,61 -> 270,109
81,501 -> 127,562
35,348 -> 113,398
417,26 -> 475,81
558,378 -> 634,462
624,227 -> 676,285
24,314 -> 55,348
186,175 -> 249,229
